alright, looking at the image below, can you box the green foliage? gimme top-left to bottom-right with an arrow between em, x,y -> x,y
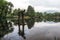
26,5 -> 35,18
35,12 -> 43,18
0,0 -> 13,17
0,0 -> 13,28
12,8 -> 21,16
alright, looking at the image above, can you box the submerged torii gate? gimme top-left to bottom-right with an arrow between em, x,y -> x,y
18,10 -> 26,39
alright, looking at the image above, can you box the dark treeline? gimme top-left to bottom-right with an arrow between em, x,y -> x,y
10,5 -> 60,22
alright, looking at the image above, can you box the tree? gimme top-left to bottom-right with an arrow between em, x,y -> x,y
35,12 -> 43,18
0,0 -> 13,18
26,5 -> 35,18
0,0 -> 13,29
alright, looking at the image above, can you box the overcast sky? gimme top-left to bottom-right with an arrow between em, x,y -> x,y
7,0 -> 60,12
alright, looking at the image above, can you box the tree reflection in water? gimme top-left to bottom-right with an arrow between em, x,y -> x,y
11,18 -> 35,39
25,18 -> 35,29
11,16 -> 60,39
0,20 -> 13,40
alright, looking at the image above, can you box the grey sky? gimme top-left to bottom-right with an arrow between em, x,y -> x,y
7,0 -> 60,12
29,0 -> 60,8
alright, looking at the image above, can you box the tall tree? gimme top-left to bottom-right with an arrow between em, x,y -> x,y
26,5 -> 35,18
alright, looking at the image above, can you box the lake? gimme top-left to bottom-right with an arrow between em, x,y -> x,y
0,18 -> 60,40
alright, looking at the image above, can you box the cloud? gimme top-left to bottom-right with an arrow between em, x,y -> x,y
29,0 -> 60,8
7,0 -> 60,12
7,0 -> 30,9
34,6 -> 60,12
28,0 -> 60,12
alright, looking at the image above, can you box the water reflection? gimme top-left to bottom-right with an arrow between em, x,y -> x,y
12,18 -> 35,29
25,18 -> 35,29
1,17 -> 59,40
0,20 -> 13,40
11,18 -> 60,39
43,18 -> 60,22
18,26 -> 26,39
11,18 -> 35,39
35,18 -> 60,22
35,18 -> 43,22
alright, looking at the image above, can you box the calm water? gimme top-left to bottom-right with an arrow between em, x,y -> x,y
0,18 -> 60,40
